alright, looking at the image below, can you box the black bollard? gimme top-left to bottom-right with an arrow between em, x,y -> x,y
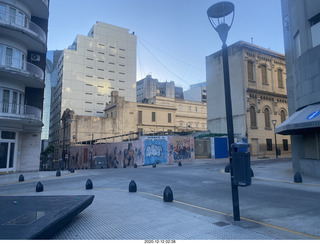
86,179 -> 93,190
178,161 -> 182,167
70,168 -> 75,173
123,164 -> 126,168
134,163 -> 137,168
19,174 -> 24,182
163,186 -> 174,202
129,180 -> 137,192
36,182 -> 43,192
294,172 -> 302,183
56,170 -> 61,177
225,164 -> 230,173
152,163 -> 156,168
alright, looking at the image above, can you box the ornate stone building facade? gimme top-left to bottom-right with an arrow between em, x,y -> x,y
206,41 -> 291,156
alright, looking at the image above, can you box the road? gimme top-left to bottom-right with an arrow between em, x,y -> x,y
1,158 -> 320,239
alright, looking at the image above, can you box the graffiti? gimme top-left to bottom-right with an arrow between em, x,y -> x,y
144,136 -> 168,165
69,135 -> 195,169
173,138 -> 193,160
146,144 -> 163,157
123,143 -> 135,167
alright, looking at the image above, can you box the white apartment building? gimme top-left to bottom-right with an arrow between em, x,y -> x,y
49,21 -> 136,160
184,82 -> 207,103
0,0 -> 49,172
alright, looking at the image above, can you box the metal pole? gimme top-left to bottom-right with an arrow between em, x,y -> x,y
274,125 -> 278,158
222,42 -> 240,221
62,118 -> 66,169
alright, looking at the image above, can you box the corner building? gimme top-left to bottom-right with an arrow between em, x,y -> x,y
279,0 -> 320,177
0,0 -> 49,172
206,41 -> 291,156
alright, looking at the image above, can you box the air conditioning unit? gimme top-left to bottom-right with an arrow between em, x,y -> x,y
31,54 -> 40,62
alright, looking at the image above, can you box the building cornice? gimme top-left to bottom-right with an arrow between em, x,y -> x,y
247,88 -> 287,99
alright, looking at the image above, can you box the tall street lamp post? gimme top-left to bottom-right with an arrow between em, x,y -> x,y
272,120 -> 278,158
207,1 -> 240,221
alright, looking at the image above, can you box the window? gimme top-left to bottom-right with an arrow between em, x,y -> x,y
138,111 -> 142,124
12,91 -> 17,114
247,60 -> 254,81
283,139 -> 289,151
278,69 -> 284,88
266,139 -> 273,151
264,107 -> 271,129
294,32 -> 301,58
0,4 -> 6,21
310,13 -> 320,48
280,110 -> 286,123
250,106 -> 257,128
261,65 -> 267,84
168,113 -> 172,123
9,7 -> 16,24
152,112 -> 156,122
2,89 -> 10,113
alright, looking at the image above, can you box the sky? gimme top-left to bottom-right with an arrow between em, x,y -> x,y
47,0 -> 285,91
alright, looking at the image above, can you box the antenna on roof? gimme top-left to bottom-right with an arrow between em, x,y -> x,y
251,37 -> 253,44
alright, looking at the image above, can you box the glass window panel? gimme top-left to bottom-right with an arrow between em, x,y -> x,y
0,4 -> 6,21
9,142 -> 14,168
17,11 -> 23,26
278,69 -> 283,88
13,50 -> 21,68
264,108 -> 270,128
6,47 -> 13,66
2,90 -> 10,113
1,131 -> 16,139
247,61 -> 254,81
250,106 -> 257,127
12,91 -> 17,114
261,65 -> 267,84
9,7 -> 15,24
0,142 -> 8,168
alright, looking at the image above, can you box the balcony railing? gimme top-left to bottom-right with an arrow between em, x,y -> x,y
0,102 -> 42,120
0,56 -> 44,80
0,10 -> 46,43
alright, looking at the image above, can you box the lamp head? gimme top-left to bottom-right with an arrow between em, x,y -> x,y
272,120 -> 277,126
207,1 -> 235,44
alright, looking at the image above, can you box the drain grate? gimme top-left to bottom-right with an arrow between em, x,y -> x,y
213,221 -> 230,227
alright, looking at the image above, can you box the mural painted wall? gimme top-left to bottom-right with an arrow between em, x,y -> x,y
69,135 -> 195,169
144,136 -> 168,165
168,136 -> 194,162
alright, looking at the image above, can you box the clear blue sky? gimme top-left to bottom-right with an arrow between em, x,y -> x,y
48,0 -> 284,91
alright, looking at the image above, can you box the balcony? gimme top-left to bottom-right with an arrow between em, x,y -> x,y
0,10 -> 47,52
0,102 -> 42,123
0,56 -> 44,88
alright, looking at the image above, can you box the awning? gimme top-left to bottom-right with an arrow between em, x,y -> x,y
275,103 -> 320,135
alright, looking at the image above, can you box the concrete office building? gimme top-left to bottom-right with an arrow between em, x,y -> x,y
184,82 -> 207,103
136,75 -> 183,103
49,21 -> 136,161
0,0 -> 49,172
206,41 -> 291,156
278,1 -> 320,177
